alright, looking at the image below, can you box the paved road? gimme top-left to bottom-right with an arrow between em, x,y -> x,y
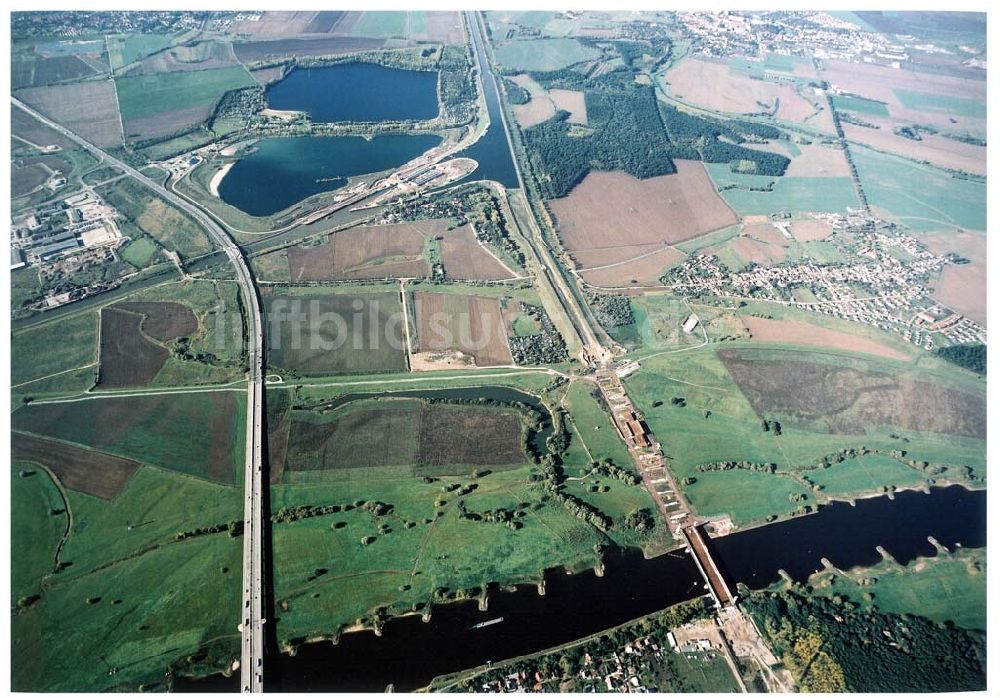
11,98 -> 267,692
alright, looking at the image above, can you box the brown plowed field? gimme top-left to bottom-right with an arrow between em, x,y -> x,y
441,224 -> 515,280
115,301 -> 198,340
287,222 -> 431,281
719,237 -> 786,266
13,432 -> 140,500
718,348 -> 985,439
122,104 -> 216,144
416,404 -> 525,472
924,232 -> 986,326
790,219 -> 833,242
413,291 -> 512,366
97,307 -> 169,389
665,57 -> 818,122
550,89 -> 587,124
742,223 -> 790,246
578,245 -> 686,287
550,162 -> 738,267
741,316 -> 910,361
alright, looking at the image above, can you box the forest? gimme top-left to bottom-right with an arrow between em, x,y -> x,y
935,343 -> 986,375
519,67 -> 790,198
744,587 -> 986,692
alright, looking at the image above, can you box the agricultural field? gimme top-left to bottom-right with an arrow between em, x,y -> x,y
805,548 -> 986,631
280,398 -> 528,482
264,289 -> 407,375
494,38 -> 601,72
705,163 -> 859,215
127,40 -> 241,76
286,224 -> 430,282
849,145 -> 986,232
412,291 -> 513,367
509,74 -> 587,128
96,301 -> 200,388
841,122 -> 986,176
115,65 -> 255,143
803,454 -> 926,497
440,224 -> 518,280
664,56 -> 823,125
15,81 -> 123,147
106,33 -> 175,72
740,316 -> 911,361
550,163 -> 738,273
717,348 -> 986,440
12,433 -> 141,500
233,36 -> 385,63
10,391 -> 246,485
923,231 -> 986,325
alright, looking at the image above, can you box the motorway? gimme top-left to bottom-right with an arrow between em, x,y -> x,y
10,98 -> 268,692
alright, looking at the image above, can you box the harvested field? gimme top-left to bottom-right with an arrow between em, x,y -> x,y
229,11 -> 331,35
233,36 -> 385,62
264,291 -> 407,375
114,301 -> 198,340
578,245 -> 686,287
413,291 -> 513,367
10,391 -> 243,484
550,89 -> 587,123
742,222 -> 790,246
741,316 -> 910,361
550,162 -> 739,267
509,74 -> 586,127
287,222 -> 432,281
15,82 -> 122,148
923,232 -> 985,326
131,41 -> 240,76
665,56 -> 819,122
841,121 -> 986,176
12,432 -> 140,500
820,60 -> 985,139
283,399 -> 526,476
718,348 -> 986,439
790,219 -> 833,242
440,224 -> 516,280
97,307 -> 169,389
716,237 -> 786,267
11,105 -> 74,149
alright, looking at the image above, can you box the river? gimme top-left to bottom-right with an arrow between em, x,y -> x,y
178,485 -> 985,692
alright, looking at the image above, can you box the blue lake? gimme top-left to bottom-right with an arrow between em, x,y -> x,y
217,134 -> 442,217
265,64 -> 441,123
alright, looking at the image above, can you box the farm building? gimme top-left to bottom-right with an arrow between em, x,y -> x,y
682,314 -> 700,333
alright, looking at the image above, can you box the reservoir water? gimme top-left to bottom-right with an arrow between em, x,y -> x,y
178,485 -> 985,692
217,134 -> 441,217
265,64 -> 440,123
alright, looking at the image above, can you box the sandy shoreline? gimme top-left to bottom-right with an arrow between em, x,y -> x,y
209,163 -> 233,197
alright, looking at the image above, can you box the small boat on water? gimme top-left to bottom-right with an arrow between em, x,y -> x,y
471,617 -> 504,630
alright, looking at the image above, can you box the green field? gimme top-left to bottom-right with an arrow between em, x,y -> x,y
11,447 -> 244,691
494,38 -> 601,71
98,178 -> 214,258
115,66 -> 255,121
11,391 -> 246,484
12,310 -> 98,389
705,164 -> 859,215
560,380 -> 633,471
849,145 -> 986,232
107,34 -> 175,72
119,236 -> 160,268
806,454 -> 925,496
893,89 -> 986,119
806,549 -> 986,630
623,344 -> 984,525
832,94 -> 889,116
348,11 -> 413,37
